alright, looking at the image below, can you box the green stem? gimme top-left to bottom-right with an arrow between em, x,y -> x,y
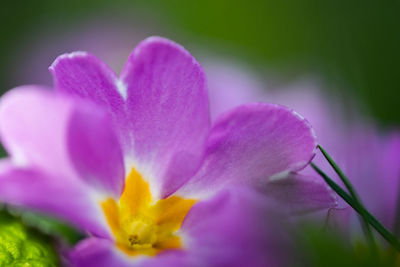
317,145 -> 377,253
311,163 -> 400,252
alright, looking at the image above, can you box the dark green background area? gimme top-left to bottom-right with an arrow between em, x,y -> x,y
0,0 -> 399,125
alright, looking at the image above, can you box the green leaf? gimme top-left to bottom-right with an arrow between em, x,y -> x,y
0,210 -> 58,266
317,145 -> 377,254
10,209 -> 85,245
311,162 -> 400,252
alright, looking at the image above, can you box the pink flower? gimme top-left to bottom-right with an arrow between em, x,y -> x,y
0,37 -> 335,266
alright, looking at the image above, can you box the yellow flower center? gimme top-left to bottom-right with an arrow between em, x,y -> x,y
101,168 -> 196,257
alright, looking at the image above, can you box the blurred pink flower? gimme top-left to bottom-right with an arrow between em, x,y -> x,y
205,61 -> 400,237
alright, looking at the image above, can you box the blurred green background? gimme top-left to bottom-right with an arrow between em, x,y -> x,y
1,0 -> 399,125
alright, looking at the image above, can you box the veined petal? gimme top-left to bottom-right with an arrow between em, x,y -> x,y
50,37 -> 211,199
0,87 -> 125,197
50,51 -> 130,150
121,37 -> 210,198
0,161 -> 110,238
177,103 -> 317,198
49,51 -> 124,110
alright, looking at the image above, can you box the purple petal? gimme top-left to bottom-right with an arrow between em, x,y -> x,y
0,161 -> 110,238
69,237 -> 190,267
0,87 -> 125,197
379,133 -> 400,230
50,51 -> 129,149
120,37 -> 210,198
68,238 -> 129,267
263,174 -> 337,214
306,129 -> 400,234
177,103 -> 317,198
50,37 -> 211,198
67,101 -> 125,197
181,187 -> 293,267
0,87 -> 78,178
49,51 -> 124,110
346,130 -> 400,231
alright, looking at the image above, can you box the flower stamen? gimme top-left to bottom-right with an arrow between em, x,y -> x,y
101,167 -> 196,257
